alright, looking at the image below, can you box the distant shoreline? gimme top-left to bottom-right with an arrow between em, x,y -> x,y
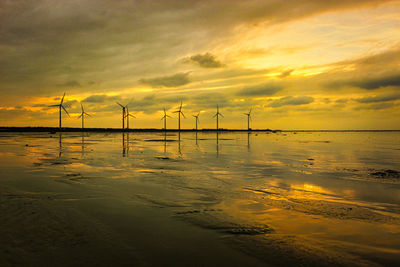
0,127 -> 399,133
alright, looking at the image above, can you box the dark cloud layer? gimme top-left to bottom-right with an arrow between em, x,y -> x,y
83,94 -> 120,103
352,74 -> 400,90
236,82 -> 283,97
327,73 -> 400,90
268,96 -> 314,108
356,93 -> 400,103
0,0 -> 389,96
139,73 -> 191,88
190,53 -> 224,68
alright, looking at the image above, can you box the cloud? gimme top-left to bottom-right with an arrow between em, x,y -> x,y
268,96 -> 314,107
352,75 -> 400,90
356,93 -> 400,103
139,72 -> 191,88
236,82 -> 283,97
190,53 -> 224,68
279,69 -> 294,78
327,73 -> 400,90
83,94 -> 120,103
61,100 -> 77,109
0,0 -> 390,96
60,80 -> 81,87
354,103 -> 395,110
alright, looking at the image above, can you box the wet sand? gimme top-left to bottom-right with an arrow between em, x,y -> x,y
1,131 -> 400,266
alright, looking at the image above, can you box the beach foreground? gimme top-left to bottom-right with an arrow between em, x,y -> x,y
1,131 -> 400,266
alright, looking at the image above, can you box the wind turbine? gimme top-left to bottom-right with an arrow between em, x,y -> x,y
243,108 -> 252,130
49,92 -> 70,129
77,103 -> 91,130
213,105 -> 223,131
161,108 -> 171,131
192,112 -> 200,131
116,102 -> 126,130
125,106 -> 136,130
173,101 -> 185,131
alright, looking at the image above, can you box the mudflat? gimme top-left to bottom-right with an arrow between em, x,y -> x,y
1,131 -> 400,266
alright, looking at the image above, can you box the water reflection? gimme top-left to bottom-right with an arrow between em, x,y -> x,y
247,132 -> 250,151
122,132 -> 126,157
1,131 -> 400,266
58,132 -> 63,157
81,133 -> 85,158
216,132 -> 219,158
164,132 -> 167,154
178,132 -> 182,156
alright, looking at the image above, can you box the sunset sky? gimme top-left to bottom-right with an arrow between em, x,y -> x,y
1,0 -> 400,130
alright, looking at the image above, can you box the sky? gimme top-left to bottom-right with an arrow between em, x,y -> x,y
1,0 -> 400,130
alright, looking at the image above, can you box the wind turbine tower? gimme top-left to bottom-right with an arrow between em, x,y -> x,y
244,108 -> 252,130
125,106 -> 136,130
49,92 -> 70,129
161,108 -> 171,131
78,103 -> 91,130
173,101 -> 185,131
192,112 -> 200,131
213,105 -> 223,131
116,102 -> 126,130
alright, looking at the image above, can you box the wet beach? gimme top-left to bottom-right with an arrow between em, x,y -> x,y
1,131 -> 400,266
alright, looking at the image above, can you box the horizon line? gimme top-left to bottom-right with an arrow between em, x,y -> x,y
1,126 -> 399,133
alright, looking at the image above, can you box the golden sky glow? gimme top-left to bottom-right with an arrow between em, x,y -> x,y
1,0 -> 400,129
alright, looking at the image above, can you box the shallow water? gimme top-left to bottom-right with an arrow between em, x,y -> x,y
1,131 -> 400,266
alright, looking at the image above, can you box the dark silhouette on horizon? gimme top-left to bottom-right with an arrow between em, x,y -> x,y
173,101 -> 185,132
78,103 -> 91,130
244,108 -> 252,131
117,102 -> 127,130
193,112 -> 200,131
213,105 -> 223,131
161,108 -> 172,132
125,106 -> 135,130
49,92 -> 69,129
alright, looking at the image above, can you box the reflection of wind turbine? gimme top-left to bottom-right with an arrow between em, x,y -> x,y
116,102 -> 126,130
173,101 -> 185,131
77,103 -> 91,130
125,106 -> 135,130
243,108 -> 252,130
161,108 -> 171,131
213,105 -> 223,131
192,112 -> 200,131
49,92 -> 70,129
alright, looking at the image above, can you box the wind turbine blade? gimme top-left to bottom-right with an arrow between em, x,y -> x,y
219,113 -> 224,118
213,113 -> 217,118
81,103 -> 84,112
116,102 -> 124,108
61,92 -> 65,104
77,114 -> 82,118
167,115 -> 172,118
49,104 -> 60,107
249,108 -> 252,114
62,105 -> 70,117
181,112 -> 185,118
173,111 -> 179,113
85,112 -> 92,117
